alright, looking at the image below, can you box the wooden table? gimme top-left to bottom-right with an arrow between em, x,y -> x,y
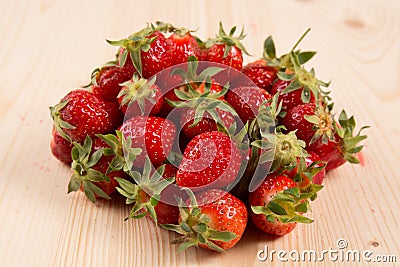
1,0 -> 399,266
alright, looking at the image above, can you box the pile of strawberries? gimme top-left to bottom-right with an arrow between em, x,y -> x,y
49,22 -> 368,252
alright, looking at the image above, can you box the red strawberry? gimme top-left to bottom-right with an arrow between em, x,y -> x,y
50,127 -> 73,165
241,59 -> 278,90
207,43 -> 243,71
67,136 -> 127,202
109,27 -> 173,78
206,23 -> 249,72
308,110 -> 368,171
91,65 -> 134,103
270,79 -> 315,111
180,106 -> 235,140
50,89 -> 122,143
226,86 -> 272,123
117,75 -> 163,118
249,175 -> 297,235
176,131 -> 242,191
162,189 -> 248,252
168,31 -> 202,66
119,116 -> 177,168
205,23 -> 250,86
281,103 -> 335,145
249,174 -> 321,236
160,69 -> 226,117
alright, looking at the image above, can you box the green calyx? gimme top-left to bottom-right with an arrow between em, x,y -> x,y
271,131 -> 309,173
263,29 -> 331,105
335,110 -> 369,164
118,75 -> 157,114
251,183 -> 323,224
107,23 -> 157,76
96,130 -> 142,174
304,104 -> 336,145
154,21 -> 194,37
49,99 -> 76,142
168,60 -> 237,132
249,94 -> 283,164
161,189 -> 236,253
115,158 -> 174,224
171,55 -> 225,85
206,22 -> 250,57
68,136 -> 111,203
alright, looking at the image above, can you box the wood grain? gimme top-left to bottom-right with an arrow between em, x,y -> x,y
0,0 -> 399,266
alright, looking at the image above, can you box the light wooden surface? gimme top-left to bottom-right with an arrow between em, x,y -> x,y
1,0 -> 400,266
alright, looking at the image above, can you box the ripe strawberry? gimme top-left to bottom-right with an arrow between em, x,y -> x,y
176,131 -> 242,191
115,158 -> 180,224
206,23 -> 249,72
119,116 -> 177,168
270,79 -> 313,110
50,127 -> 73,165
108,26 -> 173,78
249,174 -> 322,235
162,189 -> 248,252
226,86 -> 272,123
180,106 -> 235,140
168,30 -> 202,66
241,59 -> 278,90
67,136 -> 127,202
91,65 -> 134,103
159,59 -> 226,116
308,110 -> 368,171
50,89 -> 122,143
117,75 -> 163,118
281,103 -> 335,145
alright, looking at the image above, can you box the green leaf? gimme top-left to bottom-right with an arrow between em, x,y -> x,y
207,229 -> 236,242
67,174 -> 81,193
297,51 -> 316,65
82,181 -> 96,203
295,202 -> 308,213
277,72 -> 295,81
130,51 -> 142,77
176,241 -> 197,253
263,36 -> 276,59
267,201 -> 287,215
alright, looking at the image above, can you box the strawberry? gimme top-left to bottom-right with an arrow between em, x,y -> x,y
270,79 -> 312,110
249,174 -> 322,235
160,56 -> 226,116
50,127 -> 73,165
162,189 -> 248,252
308,110 -> 368,171
108,25 -> 173,78
281,103 -> 335,145
67,136 -> 127,203
168,29 -> 202,66
226,86 -> 272,123
241,59 -> 278,90
50,89 -> 122,143
116,158 -> 180,224
206,23 -> 249,72
119,116 -> 177,168
117,75 -> 163,118
176,131 -> 242,191
91,65 -> 135,103
180,106 -> 235,140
